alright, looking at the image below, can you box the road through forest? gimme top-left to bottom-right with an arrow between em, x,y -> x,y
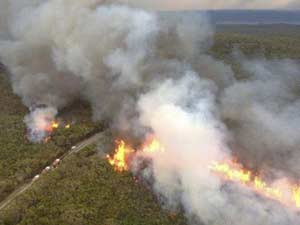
0,132 -> 105,211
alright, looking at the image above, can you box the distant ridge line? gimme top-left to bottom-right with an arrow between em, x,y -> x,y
207,10 -> 300,25
160,10 -> 300,25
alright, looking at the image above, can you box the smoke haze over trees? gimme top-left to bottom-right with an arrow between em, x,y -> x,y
1,1 -> 300,224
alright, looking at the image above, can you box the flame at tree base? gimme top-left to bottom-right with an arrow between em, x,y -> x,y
28,118 -> 72,143
107,137 -> 300,210
106,136 -> 165,172
210,161 -> 300,208
42,121 -> 72,143
106,140 -> 135,172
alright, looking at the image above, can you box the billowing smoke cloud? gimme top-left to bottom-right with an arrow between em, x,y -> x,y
136,57 -> 300,224
222,55 -> 300,178
24,107 -> 57,143
1,1 -> 300,224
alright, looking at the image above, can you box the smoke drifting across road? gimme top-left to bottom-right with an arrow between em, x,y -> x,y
1,1 -> 300,224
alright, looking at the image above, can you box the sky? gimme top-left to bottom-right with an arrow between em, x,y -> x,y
123,0 -> 300,10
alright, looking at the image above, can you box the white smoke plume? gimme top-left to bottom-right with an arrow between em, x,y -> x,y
24,107 -> 58,143
136,70 -> 300,225
1,1 -> 300,224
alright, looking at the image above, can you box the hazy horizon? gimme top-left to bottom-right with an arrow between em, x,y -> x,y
160,9 -> 300,25
208,10 -> 300,24
122,0 -> 300,10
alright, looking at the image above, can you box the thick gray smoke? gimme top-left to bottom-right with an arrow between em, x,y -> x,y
222,55 -> 300,177
1,1 -> 300,224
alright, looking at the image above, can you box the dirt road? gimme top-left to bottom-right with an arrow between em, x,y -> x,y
0,132 -> 104,211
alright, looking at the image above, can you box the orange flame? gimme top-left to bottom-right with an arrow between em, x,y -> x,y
209,161 -> 283,200
210,160 -> 300,208
293,187 -> 300,208
107,137 -> 300,209
42,121 -> 71,142
107,137 -> 163,172
51,121 -> 59,129
209,161 -> 251,183
47,121 -> 72,132
45,121 -> 59,132
141,136 -> 165,154
106,140 -> 134,172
